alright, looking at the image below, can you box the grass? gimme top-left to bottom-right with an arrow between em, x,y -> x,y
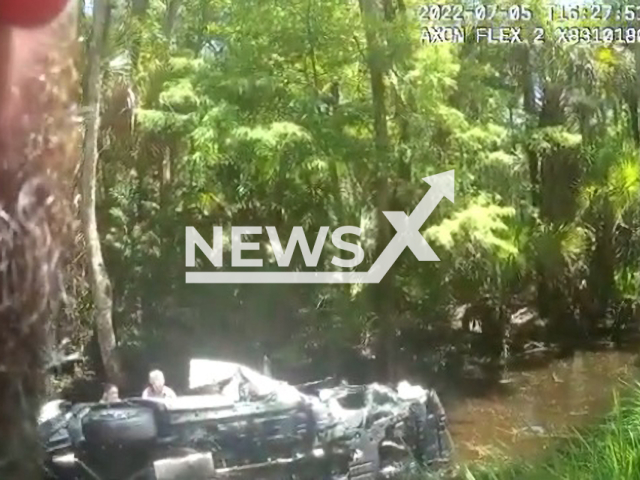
454,382 -> 640,480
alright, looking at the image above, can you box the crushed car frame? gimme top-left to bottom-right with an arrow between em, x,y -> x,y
39,359 -> 453,480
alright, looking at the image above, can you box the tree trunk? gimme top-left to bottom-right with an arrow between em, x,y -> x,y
521,45 -> 540,208
587,204 -> 615,331
635,42 -> 640,148
160,144 -> 172,205
624,92 -> 640,147
359,0 -> 396,382
537,86 -> 583,344
132,0 -> 149,16
130,0 -> 148,72
81,0 -> 122,384
164,0 -> 182,39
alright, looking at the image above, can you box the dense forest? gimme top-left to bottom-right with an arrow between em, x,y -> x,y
61,0 -> 640,398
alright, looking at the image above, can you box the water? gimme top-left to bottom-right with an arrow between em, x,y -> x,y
443,349 -> 639,462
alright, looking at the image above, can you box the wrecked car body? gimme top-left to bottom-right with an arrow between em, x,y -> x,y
40,359 -> 452,479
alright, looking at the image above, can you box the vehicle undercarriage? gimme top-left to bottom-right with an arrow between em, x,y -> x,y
40,360 -> 452,480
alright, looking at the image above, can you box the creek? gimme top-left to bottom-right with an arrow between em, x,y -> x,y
441,348 -> 639,463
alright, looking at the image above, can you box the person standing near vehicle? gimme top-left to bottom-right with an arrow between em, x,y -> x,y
100,383 -> 120,403
142,369 -> 177,399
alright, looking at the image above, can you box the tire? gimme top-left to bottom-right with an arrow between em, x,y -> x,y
406,402 -> 428,464
407,398 -> 451,467
82,405 -> 158,445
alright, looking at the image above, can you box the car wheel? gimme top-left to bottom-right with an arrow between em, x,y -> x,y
407,401 -> 450,467
82,406 -> 158,445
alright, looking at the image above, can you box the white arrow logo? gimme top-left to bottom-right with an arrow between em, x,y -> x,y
186,170 -> 454,284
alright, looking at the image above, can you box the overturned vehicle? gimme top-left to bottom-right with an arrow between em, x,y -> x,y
39,359 -> 453,480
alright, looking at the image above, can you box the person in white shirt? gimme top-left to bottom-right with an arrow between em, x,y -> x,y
142,370 -> 177,399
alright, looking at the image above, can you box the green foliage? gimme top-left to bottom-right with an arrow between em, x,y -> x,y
427,199 -> 518,260
529,127 -> 582,155
72,0 -> 640,397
